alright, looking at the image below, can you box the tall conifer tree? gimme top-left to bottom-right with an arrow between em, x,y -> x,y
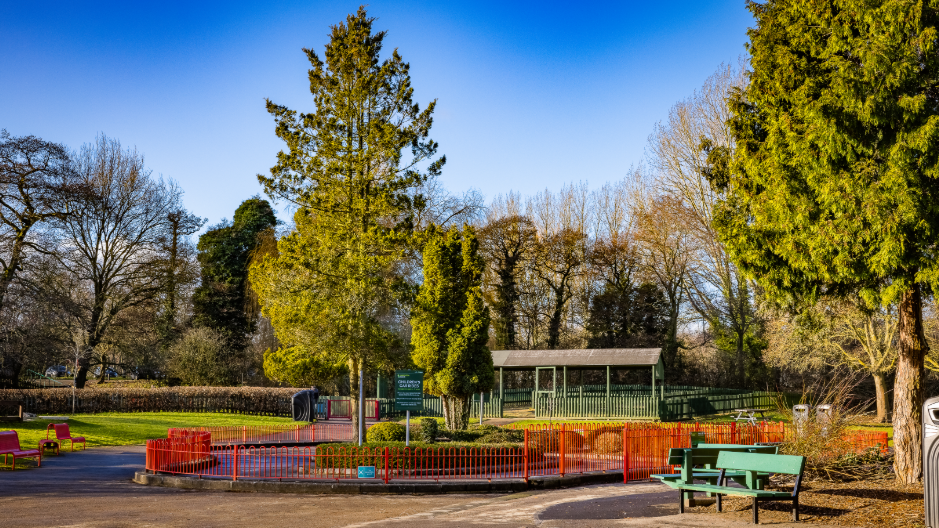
252,7 -> 443,435
412,226 -> 494,430
713,0 -> 939,482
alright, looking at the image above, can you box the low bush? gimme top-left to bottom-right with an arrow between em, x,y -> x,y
528,429 -> 586,452
366,422 -> 406,442
588,430 -> 622,455
419,418 -> 439,443
315,442 -> 524,470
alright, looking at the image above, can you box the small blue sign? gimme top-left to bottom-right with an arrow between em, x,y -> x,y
357,466 -> 376,479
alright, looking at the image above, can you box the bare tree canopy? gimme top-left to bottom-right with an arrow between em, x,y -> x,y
48,134 -> 182,388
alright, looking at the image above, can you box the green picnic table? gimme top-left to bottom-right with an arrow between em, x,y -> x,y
651,443 -> 778,491
677,451 -> 806,524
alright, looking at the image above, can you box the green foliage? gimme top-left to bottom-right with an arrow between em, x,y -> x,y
411,226 -> 494,430
714,1 -> 939,308
419,417 -> 439,443
192,198 -> 276,350
714,0 -> 939,481
262,345 -> 346,388
586,282 -> 668,348
711,321 -> 771,389
166,327 -> 233,386
366,421 -> 406,442
251,8 -> 442,427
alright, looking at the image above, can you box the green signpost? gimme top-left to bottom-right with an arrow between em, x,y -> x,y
394,370 -> 424,411
394,370 -> 423,446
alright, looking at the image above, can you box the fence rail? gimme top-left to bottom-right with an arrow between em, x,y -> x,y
2,384 -> 781,421
145,421 -> 889,484
167,424 -> 368,444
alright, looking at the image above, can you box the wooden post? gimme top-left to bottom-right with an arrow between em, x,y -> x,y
562,366 -> 567,398
606,366 -> 611,417
499,367 -> 504,401
652,365 -> 657,418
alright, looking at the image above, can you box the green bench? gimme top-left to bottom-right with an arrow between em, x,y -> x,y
677,451 -> 806,524
651,444 -> 778,490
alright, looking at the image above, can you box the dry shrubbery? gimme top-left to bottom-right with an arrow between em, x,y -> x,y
775,375 -> 892,482
587,429 -> 623,455
0,386 -> 300,416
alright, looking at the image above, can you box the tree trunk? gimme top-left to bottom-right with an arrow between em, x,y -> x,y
736,332 -> 746,388
873,371 -> 890,423
74,362 -> 90,389
97,354 -> 108,383
893,284 -> 927,484
441,394 -> 470,430
547,288 -> 565,349
349,358 -> 360,441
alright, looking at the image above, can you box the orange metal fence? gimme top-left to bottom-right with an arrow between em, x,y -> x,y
167,424 -> 365,444
145,421 -> 889,484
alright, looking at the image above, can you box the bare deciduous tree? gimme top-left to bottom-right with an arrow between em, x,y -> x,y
50,135 -> 181,388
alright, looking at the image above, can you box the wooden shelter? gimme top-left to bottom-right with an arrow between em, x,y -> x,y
490,348 -> 665,401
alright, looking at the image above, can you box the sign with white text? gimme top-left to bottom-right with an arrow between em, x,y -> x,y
394,370 -> 424,411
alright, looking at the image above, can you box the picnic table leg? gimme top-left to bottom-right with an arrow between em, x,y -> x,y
792,497 -> 799,522
752,497 -> 759,524
678,489 -> 684,514
716,493 -> 722,512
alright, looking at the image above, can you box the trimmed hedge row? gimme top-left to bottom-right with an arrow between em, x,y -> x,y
0,387 -> 299,416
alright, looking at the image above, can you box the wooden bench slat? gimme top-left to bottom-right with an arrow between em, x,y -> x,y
676,483 -> 791,498
717,451 -> 805,475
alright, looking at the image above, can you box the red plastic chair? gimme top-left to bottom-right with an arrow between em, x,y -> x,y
0,431 -> 41,469
48,423 -> 86,451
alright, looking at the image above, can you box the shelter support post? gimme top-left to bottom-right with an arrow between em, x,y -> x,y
562,366 -> 567,398
606,366 -> 611,417
651,366 -> 655,396
499,367 -> 504,401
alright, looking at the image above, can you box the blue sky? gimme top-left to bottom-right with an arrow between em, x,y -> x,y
1,1 -> 753,227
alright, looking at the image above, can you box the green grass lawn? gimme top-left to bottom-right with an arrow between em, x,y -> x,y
1,412 -> 297,450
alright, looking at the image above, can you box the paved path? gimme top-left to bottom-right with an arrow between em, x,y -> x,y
0,446 -> 843,527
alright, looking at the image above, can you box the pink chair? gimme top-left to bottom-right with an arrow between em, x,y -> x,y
48,423 -> 86,451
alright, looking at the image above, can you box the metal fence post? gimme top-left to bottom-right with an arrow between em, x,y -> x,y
559,423 -> 566,477
524,429 -> 529,482
623,423 -> 629,483
384,447 -> 390,484
232,445 -> 239,481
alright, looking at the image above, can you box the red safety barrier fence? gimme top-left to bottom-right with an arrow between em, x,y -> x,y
145,421 -> 889,484
326,400 -> 380,421
167,424 -> 365,445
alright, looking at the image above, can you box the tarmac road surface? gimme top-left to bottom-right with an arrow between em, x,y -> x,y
0,445 -> 843,527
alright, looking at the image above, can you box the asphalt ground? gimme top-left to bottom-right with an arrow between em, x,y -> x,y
0,446 -> 843,527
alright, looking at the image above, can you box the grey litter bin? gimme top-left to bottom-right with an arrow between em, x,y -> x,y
292,390 -> 313,422
925,396 -> 939,528
793,404 -> 811,434
816,404 -> 833,436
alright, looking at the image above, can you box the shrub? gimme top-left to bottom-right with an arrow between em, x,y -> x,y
419,418 -> 439,443
528,429 -> 586,453
0,386 -> 299,416
366,422 -> 406,442
167,327 -> 233,386
589,430 -> 622,455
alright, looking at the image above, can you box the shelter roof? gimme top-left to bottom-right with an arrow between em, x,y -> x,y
490,348 -> 662,368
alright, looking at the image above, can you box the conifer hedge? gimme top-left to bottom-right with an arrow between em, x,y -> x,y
0,387 -> 299,416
